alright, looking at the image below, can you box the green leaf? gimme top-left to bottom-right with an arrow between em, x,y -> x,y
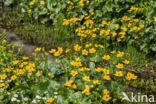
95,10 -> 102,17
4,0 -> 13,6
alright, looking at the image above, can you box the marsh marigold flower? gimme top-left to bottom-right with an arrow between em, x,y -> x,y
82,49 -> 88,55
27,9 -> 32,14
123,60 -> 130,64
64,80 -> 73,87
82,76 -> 91,82
72,84 -> 77,89
0,74 -> 7,80
89,48 -> 96,53
103,89 -> 110,94
47,98 -> 54,103
35,48 -> 41,52
126,72 -> 137,80
40,1 -> 45,5
36,71 -> 42,76
10,75 -> 17,80
102,55 -> 110,60
70,70 -> 78,77
116,63 -> 124,69
93,80 -> 100,85
102,94 -> 111,101
114,71 -> 123,77
104,75 -> 111,80
116,51 -> 124,57
74,44 -> 82,51
82,85 -> 90,95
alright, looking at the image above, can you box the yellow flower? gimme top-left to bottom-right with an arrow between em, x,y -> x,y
128,23 -> 132,27
85,43 -> 92,48
22,57 -> 29,60
10,75 -> 17,80
134,36 -> 138,39
4,84 -> 9,89
134,19 -> 139,23
0,83 -> 4,87
115,24 -> 119,28
82,85 -> 90,95
123,60 -> 130,64
64,80 -> 73,87
117,38 -> 121,42
89,48 -> 96,53
40,1 -> 45,5
121,16 -> 130,22
103,75 -> 111,80
48,73 -> 51,76
94,67 -> 103,72
111,32 -> 117,36
70,70 -> 78,77
114,71 -> 123,77
82,49 -> 88,55
35,48 -> 41,52
29,2 -> 35,6
121,27 -> 127,31
47,98 -> 54,103
111,51 -> 116,54
101,20 -> 107,27
65,49 -> 71,53
116,63 -> 124,69
103,89 -> 110,94
116,51 -> 124,57
126,72 -> 137,80
2,40 -> 7,44
102,55 -> 110,60
72,84 -> 77,89
102,94 -> 111,101
15,82 -> 19,85
74,44 -> 82,51
36,71 -> 42,76
13,60 -> 19,65
0,74 -> 7,80
27,9 -> 32,14
93,80 -> 100,85
103,69 -> 110,75
82,76 -> 91,82
49,49 -> 56,53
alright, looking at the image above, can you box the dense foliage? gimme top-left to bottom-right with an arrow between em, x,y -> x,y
4,0 -> 156,55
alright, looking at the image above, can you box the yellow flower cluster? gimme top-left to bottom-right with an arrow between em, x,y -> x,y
49,47 -> 63,56
79,0 -> 89,7
63,18 -> 81,26
64,80 -> 73,87
82,85 -> 90,95
82,75 -> 91,82
101,20 -> 110,27
126,72 -> 137,80
129,7 -> 138,12
67,1 -> 74,8
102,89 -> 111,101
70,57 -> 82,67
78,67 -> 90,71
